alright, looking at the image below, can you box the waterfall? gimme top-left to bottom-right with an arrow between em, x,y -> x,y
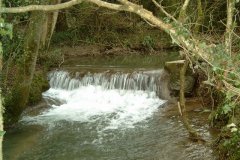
48,69 -> 170,99
21,68 -> 169,130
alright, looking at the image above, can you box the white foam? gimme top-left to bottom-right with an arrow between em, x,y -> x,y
22,85 -> 166,130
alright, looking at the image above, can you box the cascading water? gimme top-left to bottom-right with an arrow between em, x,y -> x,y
47,69 -> 169,97
22,69 -> 168,130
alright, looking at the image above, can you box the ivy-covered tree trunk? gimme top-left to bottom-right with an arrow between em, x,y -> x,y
0,47 -> 3,159
0,32 -> 3,160
8,11 -> 47,123
6,0 -> 61,125
0,0 -> 4,158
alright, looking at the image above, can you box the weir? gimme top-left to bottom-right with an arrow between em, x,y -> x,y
48,69 -> 171,99
22,68 -> 168,130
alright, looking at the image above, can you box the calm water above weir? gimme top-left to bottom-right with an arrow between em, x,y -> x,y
4,54 -> 216,160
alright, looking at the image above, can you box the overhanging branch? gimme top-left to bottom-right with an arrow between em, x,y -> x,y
0,0 -> 126,13
1,0 -> 213,62
0,0 -> 210,61
0,0 -> 82,13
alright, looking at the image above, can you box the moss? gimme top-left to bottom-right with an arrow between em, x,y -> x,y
3,84 -> 30,126
28,71 -> 49,105
3,70 -> 49,127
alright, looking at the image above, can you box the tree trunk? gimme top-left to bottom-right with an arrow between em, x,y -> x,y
178,0 -> 191,23
193,0 -> 204,34
42,0 -> 61,48
5,0 -> 61,125
225,0 -> 235,55
0,0 -> 4,158
12,11 -> 47,119
166,60 -> 202,141
56,10 -> 69,32
179,60 -> 200,140
0,36 -> 3,160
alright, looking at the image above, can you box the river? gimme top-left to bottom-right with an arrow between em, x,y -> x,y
3,53 -> 216,160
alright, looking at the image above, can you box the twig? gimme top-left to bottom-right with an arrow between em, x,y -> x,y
152,0 -> 178,23
58,54 -> 65,68
177,101 -> 182,116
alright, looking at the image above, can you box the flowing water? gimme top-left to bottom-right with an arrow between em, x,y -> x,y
3,54 -> 216,160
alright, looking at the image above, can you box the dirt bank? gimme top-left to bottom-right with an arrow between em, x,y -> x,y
58,44 -> 178,58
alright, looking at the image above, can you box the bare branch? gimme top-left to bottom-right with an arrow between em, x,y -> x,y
0,0 -> 130,14
152,0 -> 178,23
178,0 -> 191,22
0,0 -> 82,13
87,0 -> 124,10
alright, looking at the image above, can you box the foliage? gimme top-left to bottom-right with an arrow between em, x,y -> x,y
223,132 -> 240,159
3,0 -> 31,22
194,31 -> 240,160
38,48 -> 63,68
142,35 -> 155,51
216,124 -> 240,160
172,22 -> 191,39
0,18 -> 12,39
0,17 -> 13,126
2,29 -> 24,61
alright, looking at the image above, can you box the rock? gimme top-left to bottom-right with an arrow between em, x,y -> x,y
165,60 -> 196,96
169,75 -> 195,93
